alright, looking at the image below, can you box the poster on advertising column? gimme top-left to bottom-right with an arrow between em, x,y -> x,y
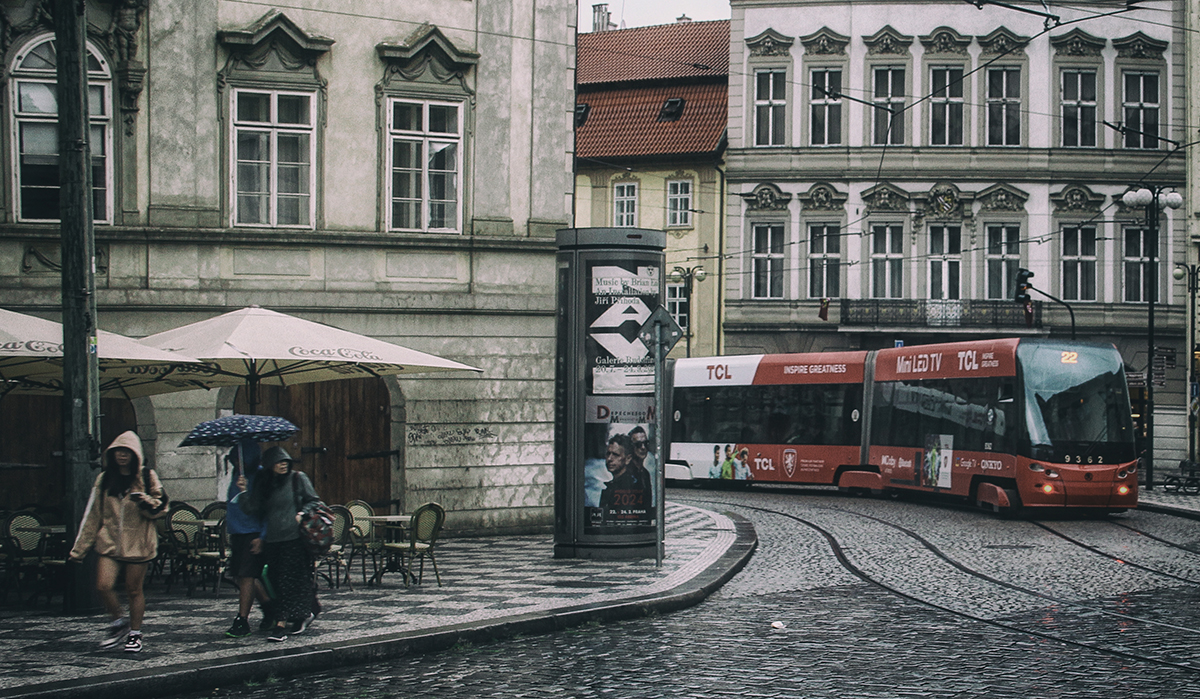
583,260 -> 659,534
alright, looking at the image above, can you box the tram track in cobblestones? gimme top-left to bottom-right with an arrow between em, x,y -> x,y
1032,518 -> 1200,586
682,496 -> 1200,674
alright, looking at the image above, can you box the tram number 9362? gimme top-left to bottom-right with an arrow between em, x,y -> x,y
1063,454 -> 1104,464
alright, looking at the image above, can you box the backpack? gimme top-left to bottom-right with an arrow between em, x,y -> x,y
292,475 -> 335,557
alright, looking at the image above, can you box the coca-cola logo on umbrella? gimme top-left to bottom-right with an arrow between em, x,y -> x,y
288,347 -> 384,361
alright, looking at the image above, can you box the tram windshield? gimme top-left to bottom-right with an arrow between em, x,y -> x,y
1017,342 -> 1136,464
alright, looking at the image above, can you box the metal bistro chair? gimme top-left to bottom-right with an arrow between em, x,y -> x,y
315,505 -> 354,590
165,503 -> 203,595
200,501 -> 227,521
345,500 -> 381,586
193,517 -> 229,593
383,502 -> 445,587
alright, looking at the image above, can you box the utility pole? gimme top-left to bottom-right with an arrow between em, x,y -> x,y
56,0 -> 101,612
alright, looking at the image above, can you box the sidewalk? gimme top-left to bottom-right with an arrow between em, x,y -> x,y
1136,485 -> 1200,519
0,502 -> 756,699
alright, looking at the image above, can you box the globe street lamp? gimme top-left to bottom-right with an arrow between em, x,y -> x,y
668,265 -> 706,357
1174,263 -> 1200,463
1122,186 -> 1184,490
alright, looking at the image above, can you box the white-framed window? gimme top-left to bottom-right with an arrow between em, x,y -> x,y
754,70 -> 786,147
810,69 -> 842,146
233,89 -> 316,227
388,99 -> 462,232
1061,70 -> 1096,147
872,67 -> 905,145
930,67 -> 963,146
1123,226 -> 1157,302
613,182 -> 637,227
752,223 -> 785,298
928,225 -> 961,300
986,224 -> 1021,299
666,282 -> 689,332
667,180 -> 691,227
10,35 -> 112,223
1062,224 -> 1096,301
1122,71 -> 1159,149
808,224 -> 840,298
871,224 -> 904,298
986,67 -> 1021,146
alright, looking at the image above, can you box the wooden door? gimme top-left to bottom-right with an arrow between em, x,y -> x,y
236,377 -> 394,509
0,395 -> 137,512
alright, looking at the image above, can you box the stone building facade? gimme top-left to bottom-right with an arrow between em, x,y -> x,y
0,1 -> 575,534
725,0 -> 1188,463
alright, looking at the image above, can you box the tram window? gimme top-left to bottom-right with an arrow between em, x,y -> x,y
673,383 -> 862,446
872,377 -> 1013,452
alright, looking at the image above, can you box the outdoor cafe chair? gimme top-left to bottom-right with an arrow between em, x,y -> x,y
193,517 -> 229,593
315,505 -> 353,590
165,503 -> 203,595
200,501 -> 227,521
382,502 -> 445,587
345,500 -> 381,586
2,510 -> 64,605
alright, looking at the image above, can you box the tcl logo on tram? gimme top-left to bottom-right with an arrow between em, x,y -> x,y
707,364 -> 732,380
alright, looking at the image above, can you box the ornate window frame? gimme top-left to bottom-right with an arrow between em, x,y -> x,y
746,29 -> 794,148
800,28 -> 848,148
863,26 -> 913,147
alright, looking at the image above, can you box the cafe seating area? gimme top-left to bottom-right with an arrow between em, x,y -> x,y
0,498 -> 447,608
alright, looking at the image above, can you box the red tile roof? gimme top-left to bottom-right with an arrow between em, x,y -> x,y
578,20 -> 730,85
576,82 -> 727,159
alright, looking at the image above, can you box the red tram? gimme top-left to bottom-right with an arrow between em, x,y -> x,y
668,338 -> 1139,512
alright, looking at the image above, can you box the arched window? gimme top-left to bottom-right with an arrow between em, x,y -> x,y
9,34 -> 112,223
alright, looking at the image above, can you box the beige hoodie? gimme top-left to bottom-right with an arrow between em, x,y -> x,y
69,431 -> 169,563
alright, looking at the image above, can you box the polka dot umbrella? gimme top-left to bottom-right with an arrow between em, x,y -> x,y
179,414 -> 299,448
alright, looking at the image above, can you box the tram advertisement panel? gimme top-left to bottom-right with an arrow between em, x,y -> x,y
672,442 -> 859,483
583,260 -> 659,534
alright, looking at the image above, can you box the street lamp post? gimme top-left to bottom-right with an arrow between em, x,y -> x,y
668,265 -> 706,357
1123,186 -> 1184,491
1174,263 -> 1200,463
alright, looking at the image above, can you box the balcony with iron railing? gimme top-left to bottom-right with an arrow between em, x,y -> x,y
839,298 -> 1042,328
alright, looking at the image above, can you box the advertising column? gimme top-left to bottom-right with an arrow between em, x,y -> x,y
555,228 -> 664,559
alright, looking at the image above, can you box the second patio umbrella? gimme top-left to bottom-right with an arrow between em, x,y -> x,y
139,306 -> 482,410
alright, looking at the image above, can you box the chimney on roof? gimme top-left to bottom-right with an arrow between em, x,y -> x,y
592,4 -> 617,32
677,14 -> 693,23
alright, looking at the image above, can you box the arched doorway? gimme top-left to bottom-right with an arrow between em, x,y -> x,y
0,395 -> 137,512
235,377 -> 394,508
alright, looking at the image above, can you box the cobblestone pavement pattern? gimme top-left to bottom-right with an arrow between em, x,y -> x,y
174,488 -> 1200,698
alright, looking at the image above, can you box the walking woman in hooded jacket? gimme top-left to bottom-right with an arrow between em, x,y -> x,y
237,445 -> 320,642
68,431 -> 169,653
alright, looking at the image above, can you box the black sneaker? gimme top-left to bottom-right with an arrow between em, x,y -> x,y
266,625 -> 288,642
123,632 -> 143,653
288,613 -> 314,635
99,618 -> 130,650
226,616 -> 251,638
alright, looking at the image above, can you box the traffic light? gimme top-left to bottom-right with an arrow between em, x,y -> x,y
1014,268 -> 1034,303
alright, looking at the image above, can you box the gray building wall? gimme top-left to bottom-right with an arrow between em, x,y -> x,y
0,1 -> 574,535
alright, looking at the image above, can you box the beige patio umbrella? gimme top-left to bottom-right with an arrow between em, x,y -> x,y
138,306 -> 482,410
0,307 -> 206,399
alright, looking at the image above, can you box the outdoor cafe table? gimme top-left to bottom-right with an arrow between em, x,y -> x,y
361,514 -> 411,585
14,524 -> 68,557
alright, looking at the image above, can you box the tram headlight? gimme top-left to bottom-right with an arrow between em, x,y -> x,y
1117,470 -> 1128,479
1117,485 -> 1131,496
1029,463 -> 1045,472
1041,484 -> 1054,495
1044,469 -> 1059,478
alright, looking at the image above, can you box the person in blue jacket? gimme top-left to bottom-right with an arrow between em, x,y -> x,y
223,440 -> 272,638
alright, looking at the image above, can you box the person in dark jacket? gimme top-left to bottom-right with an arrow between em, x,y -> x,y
222,439 -> 272,638
236,446 -> 320,642
68,431 -> 168,653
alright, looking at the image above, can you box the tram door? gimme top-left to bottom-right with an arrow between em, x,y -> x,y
1128,385 -> 1147,461
237,377 -> 394,509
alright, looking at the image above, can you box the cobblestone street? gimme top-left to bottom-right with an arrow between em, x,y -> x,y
176,489 -> 1200,698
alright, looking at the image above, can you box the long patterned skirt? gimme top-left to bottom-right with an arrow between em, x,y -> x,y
263,537 -> 313,623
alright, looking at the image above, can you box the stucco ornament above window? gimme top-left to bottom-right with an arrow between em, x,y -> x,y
798,183 -> 847,213
1050,186 -> 1105,214
378,23 -> 479,96
1051,28 -> 1105,58
217,10 -> 333,81
863,26 -> 913,56
1113,32 -> 1167,61
919,27 -> 971,56
746,28 -> 795,58
977,27 -> 1029,56
862,183 -> 911,213
978,184 -> 1029,212
743,184 -> 792,212
800,28 -> 849,56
